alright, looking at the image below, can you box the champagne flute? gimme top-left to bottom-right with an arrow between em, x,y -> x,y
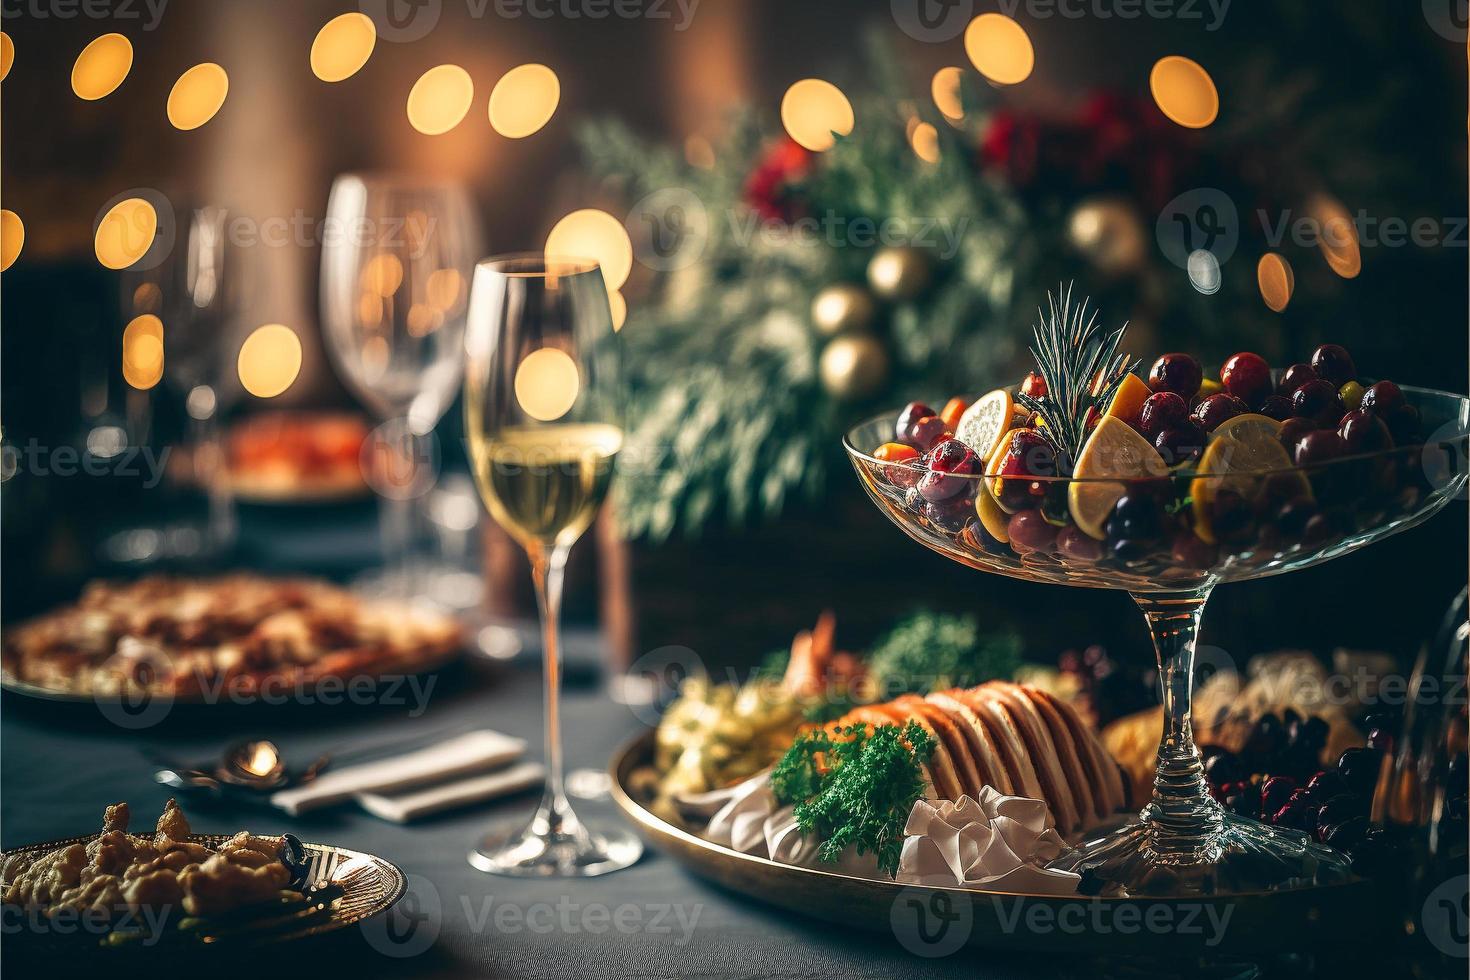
463,254 -> 641,877
321,174 -> 479,598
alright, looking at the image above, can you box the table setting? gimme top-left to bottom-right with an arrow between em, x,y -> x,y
2,3 -> 1467,978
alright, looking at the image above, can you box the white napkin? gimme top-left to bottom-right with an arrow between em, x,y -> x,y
356,762 -> 545,823
270,730 -> 526,815
895,788 -> 1080,895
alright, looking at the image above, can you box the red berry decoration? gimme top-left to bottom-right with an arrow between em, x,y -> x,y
992,429 -> 1057,511
909,415 -> 952,452
1138,391 -> 1189,440
1056,525 -> 1103,561
1339,409 -> 1394,454
1277,416 -> 1318,451
1154,423 -> 1205,466
1020,371 -> 1047,399
1007,509 -> 1058,553
918,439 -> 978,501
1293,429 -> 1347,468
1311,343 -> 1357,387
1291,379 -> 1344,427
1277,362 -> 1317,396
1221,352 -> 1273,409
1147,353 -> 1203,399
1258,394 -> 1293,422
1191,392 -> 1249,431
1359,380 -> 1404,417
896,402 -> 935,445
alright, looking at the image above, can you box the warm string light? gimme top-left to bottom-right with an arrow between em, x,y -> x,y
909,121 -> 940,163
0,32 -> 13,82
407,64 -> 473,135
780,78 -> 854,152
167,63 -> 229,130
965,13 -> 1034,86
514,347 -> 580,421
1149,56 -> 1218,129
489,63 -> 560,138
237,324 -> 303,398
71,33 -> 133,100
0,210 -> 23,271
1257,253 -> 1295,312
94,197 -> 157,270
545,209 -> 633,290
311,12 -> 376,82
608,288 -> 627,332
121,314 -> 164,390
931,67 -> 964,123
1306,194 -> 1362,279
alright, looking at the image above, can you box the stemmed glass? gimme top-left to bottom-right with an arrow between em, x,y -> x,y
463,254 -> 642,877
845,385 -> 1468,895
321,174 -> 480,598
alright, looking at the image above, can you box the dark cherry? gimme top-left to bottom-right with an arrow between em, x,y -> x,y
1106,493 -> 1162,542
1274,496 -> 1319,539
1109,538 -> 1153,562
963,518 -> 1010,556
1021,371 -> 1047,400
1292,379 -> 1344,427
992,429 -> 1057,511
1056,525 -> 1103,562
918,439 -> 979,501
1258,394 -> 1293,422
1008,509 -> 1058,554
1139,391 -> 1190,440
1171,530 -> 1217,569
1273,788 -> 1317,831
1244,713 -> 1284,763
1210,488 -> 1255,545
1366,727 -> 1394,752
1292,429 -> 1347,468
1338,409 -> 1393,454
1359,380 -> 1404,417
1154,424 -> 1205,466
1320,814 -> 1370,850
1261,775 -> 1299,815
1147,353 -> 1203,399
1305,769 -> 1348,803
1301,513 -> 1338,548
1203,747 -> 1246,787
896,402 -> 935,445
1386,404 -> 1421,444
1221,352 -> 1273,409
1191,393 -> 1249,432
1311,344 -> 1357,387
1277,416 -> 1319,452
1336,747 -> 1381,796
909,415 -> 952,452
924,493 -> 975,532
1277,362 -> 1317,396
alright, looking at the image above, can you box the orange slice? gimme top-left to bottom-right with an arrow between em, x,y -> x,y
955,388 -> 1014,463
1105,373 -> 1152,429
1067,415 -> 1169,540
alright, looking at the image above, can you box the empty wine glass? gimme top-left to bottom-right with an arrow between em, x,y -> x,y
321,174 -> 480,598
463,253 -> 641,877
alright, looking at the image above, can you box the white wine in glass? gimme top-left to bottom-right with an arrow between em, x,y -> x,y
464,254 -> 641,877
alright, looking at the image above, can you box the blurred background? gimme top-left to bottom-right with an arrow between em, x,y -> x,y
2,0 -> 1465,684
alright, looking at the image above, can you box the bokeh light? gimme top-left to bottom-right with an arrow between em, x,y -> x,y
780,78 -> 854,152
407,64 -> 473,136
489,63 -> 560,138
361,253 -> 404,297
1257,253 -> 1295,312
94,197 -> 157,270
0,32 -> 13,82
1,210 -> 23,271
1307,194 -> 1362,279
1149,56 -> 1218,129
964,14 -> 1034,86
122,314 -> 164,390
608,289 -> 627,332
515,347 -> 581,422
426,268 -> 464,310
910,121 -> 940,163
311,12 -> 376,83
545,209 -> 633,290
1186,249 -> 1222,295
237,324 -> 303,398
167,63 -> 229,130
71,33 -> 133,100
931,67 -> 964,123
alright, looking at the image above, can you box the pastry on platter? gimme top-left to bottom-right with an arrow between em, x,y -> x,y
1,575 -> 462,699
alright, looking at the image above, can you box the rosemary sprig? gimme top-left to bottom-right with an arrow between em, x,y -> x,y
1015,284 -> 1139,464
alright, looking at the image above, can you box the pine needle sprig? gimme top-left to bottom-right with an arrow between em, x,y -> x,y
1015,284 -> 1138,463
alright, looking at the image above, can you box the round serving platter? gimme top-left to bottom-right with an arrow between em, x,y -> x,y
609,730 -> 1386,956
1,833 -> 407,960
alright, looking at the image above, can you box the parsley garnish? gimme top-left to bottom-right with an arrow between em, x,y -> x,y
771,721 -> 935,876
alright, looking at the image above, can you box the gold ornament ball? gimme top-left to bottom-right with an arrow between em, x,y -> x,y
1067,198 -> 1147,277
866,246 -> 932,301
819,334 -> 889,401
810,283 -> 876,337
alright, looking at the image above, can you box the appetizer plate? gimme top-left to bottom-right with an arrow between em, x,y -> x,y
1,834 -> 407,957
609,731 -> 1385,956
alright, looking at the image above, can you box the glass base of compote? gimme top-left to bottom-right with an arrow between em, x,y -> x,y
469,791 -> 643,878
1052,807 -> 1355,897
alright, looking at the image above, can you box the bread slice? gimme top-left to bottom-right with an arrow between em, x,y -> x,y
947,686 -> 1047,804
894,695 -> 984,799
1027,686 -> 1126,818
925,691 -> 1013,796
1021,684 -> 1099,824
979,681 -> 1082,834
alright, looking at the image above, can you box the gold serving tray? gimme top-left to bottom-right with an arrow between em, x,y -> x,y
1,833 -> 406,957
609,730 -> 1385,955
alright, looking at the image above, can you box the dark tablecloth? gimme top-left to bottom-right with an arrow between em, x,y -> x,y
0,662 -> 1056,979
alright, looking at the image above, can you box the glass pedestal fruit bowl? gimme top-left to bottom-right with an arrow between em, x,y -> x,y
844,385 -> 1469,897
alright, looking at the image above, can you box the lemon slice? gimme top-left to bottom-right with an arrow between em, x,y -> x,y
1189,417 -> 1306,543
1105,373 -> 1152,428
1068,415 -> 1169,540
955,388 -> 1014,463
975,476 -> 1010,542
